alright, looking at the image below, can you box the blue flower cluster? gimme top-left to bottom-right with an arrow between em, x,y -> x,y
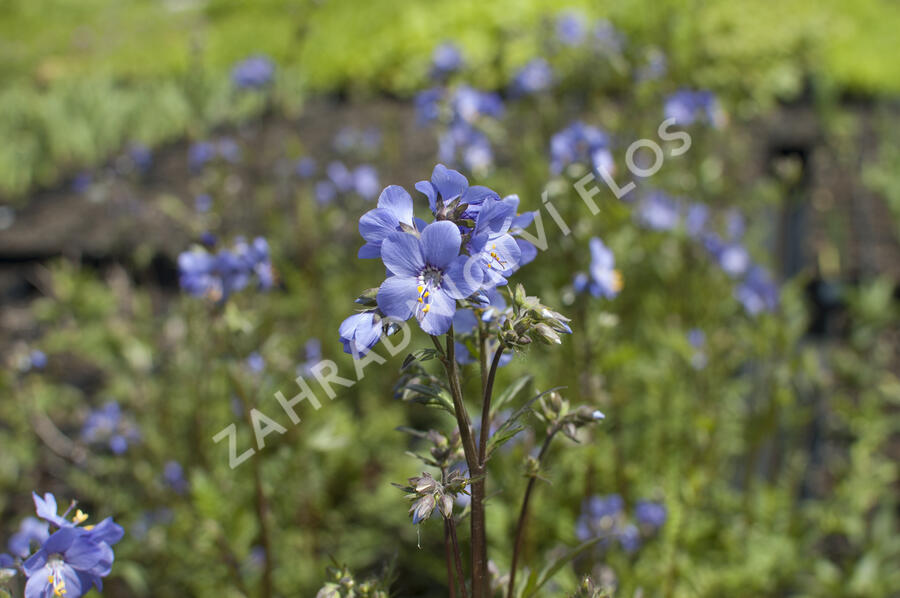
81,401 -> 141,455
1,492 -> 123,598
178,236 -> 274,301
314,161 -> 380,203
575,494 -> 666,554
664,89 -> 721,127
550,121 -> 614,175
340,164 -> 538,353
631,190 -> 778,316
188,138 -> 242,171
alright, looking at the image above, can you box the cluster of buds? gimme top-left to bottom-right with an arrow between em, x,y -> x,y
315,564 -> 391,598
537,391 -> 605,441
500,284 -> 573,349
353,289 -> 405,337
397,470 -> 468,524
425,430 -> 464,469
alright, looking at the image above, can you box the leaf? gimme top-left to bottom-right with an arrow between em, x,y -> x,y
486,387 -> 562,459
401,383 -> 454,414
492,375 -> 533,412
521,536 -> 607,598
401,349 -> 438,371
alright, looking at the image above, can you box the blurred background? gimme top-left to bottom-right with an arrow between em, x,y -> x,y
1,0 -> 899,596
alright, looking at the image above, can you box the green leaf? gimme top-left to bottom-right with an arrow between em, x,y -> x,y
401,383 -> 454,414
487,387 -> 562,459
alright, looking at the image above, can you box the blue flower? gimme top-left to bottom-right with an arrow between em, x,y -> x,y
617,523 -> 641,553
451,86 -> 504,123
376,222 -> 482,335
352,165 -> 380,200
315,181 -> 337,205
575,494 -> 624,542
128,144 -> 152,172
735,266 -> 778,316
178,237 -> 274,301
550,122 -> 613,175
438,122 -> 494,173
29,350 -> 47,371
358,185 -> 419,258
414,87 -> 444,125
9,517 -> 49,558
23,523 -> 122,598
684,203 -> 709,237
194,194 -> 212,213
294,157 -> 317,179
634,500 -> 667,530
510,59 -> 554,96
163,461 -> 188,494
502,195 -> 539,268
231,55 -> 275,89
575,238 -> 622,299
81,402 -> 140,455
188,141 -> 216,171
664,89 -> 721,126
556,11 -> 587,46
415,164 -> 500,222
636,49 -> 667,81
431,42 -> 464,78
636,191 -> 680,231
468,197 -> 522,288
246,352 -> 265,373
338,312 -> 383,356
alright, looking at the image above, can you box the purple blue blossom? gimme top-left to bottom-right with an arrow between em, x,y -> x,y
510,59 -> 554,96
550,121 -> 613,175
178,236 -> 274,301
81,402 -> 140,455
415,164 -> 500,223
358,185 -> 419,258
339,312 -> 383,356
430,42 -> 464,78
556,11 -> 587,46
664,89 -> 721,127
231,55 -> 275,89
376,221 -> 482,335
636,191 -> 680,231
8,517 -> 49,558
735,266 -> 779,316
574,238 -> 622,299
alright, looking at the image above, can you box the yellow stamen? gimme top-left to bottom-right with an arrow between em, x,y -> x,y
417,285 -> 424,294
422,305 -> 430,313
417,297 -> 423,303
423,291 -> 429,297
72,510 -> 89,525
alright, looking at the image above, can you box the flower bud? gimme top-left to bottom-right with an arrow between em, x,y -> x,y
439,493 -> 454,519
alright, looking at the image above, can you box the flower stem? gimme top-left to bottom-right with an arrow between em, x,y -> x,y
448,516 -> 468,598
444,519 -> 458,598
507,427 -> 559,598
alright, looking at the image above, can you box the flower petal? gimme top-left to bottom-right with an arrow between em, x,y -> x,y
359,208 -> 399,243
377,276 -> 419,321
380,232 -> 425,277
421,221 -> 461,269
376,185 -> 414,224
442,255 -> 483,299
419,290 -> 456,335
430,164 -> 468,201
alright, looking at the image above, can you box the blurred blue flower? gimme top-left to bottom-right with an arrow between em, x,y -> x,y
163,461 -> 188,494
295,157 -> 317,179
71,172 -> 92,194
315,181 -> 337,205
617,523 -> 641,553
194,194 -> 212,213
634,500 -> 667,531
82,402 -> 140,455
510,58 -> 555,96
637,49 -> 667,81
593,19 -> 625,54
188,141 -> 216,171
297,338 -> 322,377
664,89 -> 721,126
217,138 -> 241,163
576,494 -> 624,541
556,11 -> 587,46
438,122 -> 494,173
9,517 -> 49,558
735,266 -> 778,316
684,203 -> 709,238
451,86 -> 504,123
231,55 -> 275,89
414,87 -> 444,125
128,144 -> 152,172
431,42 -> 464,78
703,233 -> 750,277
28,350 -> 47,371
376,221 -> 482,335
575,237 -> 622,299
178,236 -> 274,301
246,352 -> 265,373
637,191 -> 680,231
353,165 -> 380,200
550,121 -> 613,175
